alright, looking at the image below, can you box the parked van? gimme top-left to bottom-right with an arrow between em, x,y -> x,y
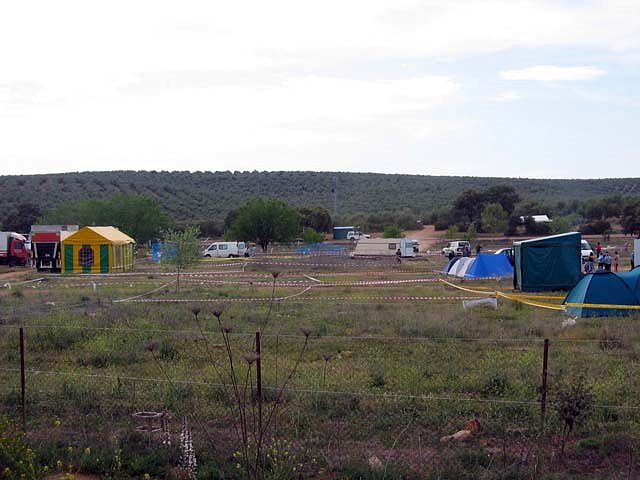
203,241 -> 246,258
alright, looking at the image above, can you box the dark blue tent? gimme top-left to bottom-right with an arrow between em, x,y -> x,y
464,253 -> 514,279
514,232 -> 581,292
564,269 -> 640,317
442,256 -> 461,274
295,243 -> 346,255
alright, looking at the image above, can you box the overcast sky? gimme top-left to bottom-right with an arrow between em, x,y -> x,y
1,1 -> 639,178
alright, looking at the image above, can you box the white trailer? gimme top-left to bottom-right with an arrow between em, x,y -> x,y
352,238 -> 416,258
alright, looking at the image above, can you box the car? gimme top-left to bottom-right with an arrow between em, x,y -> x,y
442,240 -> 470,256
347,230 -> 371,241
581,239 -> 595,261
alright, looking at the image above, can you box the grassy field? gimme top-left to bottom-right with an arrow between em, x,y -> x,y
1,250 -> 639,479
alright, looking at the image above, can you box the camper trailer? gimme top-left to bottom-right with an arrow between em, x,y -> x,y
352,238 -> 416,258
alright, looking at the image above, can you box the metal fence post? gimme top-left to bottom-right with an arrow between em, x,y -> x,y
19,326 -> 26,432
536,338 -> 549,478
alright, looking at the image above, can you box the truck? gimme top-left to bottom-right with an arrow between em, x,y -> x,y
0,232 -> 30,266
31,225 -> 79,272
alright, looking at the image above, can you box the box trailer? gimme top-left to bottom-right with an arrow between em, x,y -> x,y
31,225 -> 78,272
352,238 -> 416,258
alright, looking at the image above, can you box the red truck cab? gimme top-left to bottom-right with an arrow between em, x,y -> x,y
0,232 -> 30,267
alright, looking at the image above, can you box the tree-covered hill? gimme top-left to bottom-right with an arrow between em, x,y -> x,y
2,170 -> 640,225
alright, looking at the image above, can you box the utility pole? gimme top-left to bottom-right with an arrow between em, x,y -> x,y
332,175 -> 337,221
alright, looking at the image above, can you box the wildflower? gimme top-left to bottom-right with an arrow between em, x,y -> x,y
84,447 -> 91,456
56,460 -> 63,469
191,306 -> 201,318
211,305 -> 225,319
144,474 -> 151,480
67,446 -> 73,454
322,352 -> 334,362
222,325 -> 233,334
54,419 -> 61,427
243,353 -> 259,365
271,270 -> 280,279
301,327 -> 314,338
144,340 -> 159,352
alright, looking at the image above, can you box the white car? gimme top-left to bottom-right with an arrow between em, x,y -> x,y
442,240 -> 470,256
581,240 -> 594,261
347,230 -> 371,241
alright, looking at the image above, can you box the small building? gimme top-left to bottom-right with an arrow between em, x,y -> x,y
353,238 -> 415,257
514,232 -> 581,291
333,226 -> 355,240
61,226 -> 135,273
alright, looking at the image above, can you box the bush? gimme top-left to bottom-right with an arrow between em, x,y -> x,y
383,225 -> 402,238
302,227 -> 325,244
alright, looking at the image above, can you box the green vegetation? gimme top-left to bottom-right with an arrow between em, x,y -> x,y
1,243 -> 639,478
3,170 -> 640,230
228,198 -> 301,251
161,226 -> 201,292
42,193 -> 170,242
383,224 -> 402,238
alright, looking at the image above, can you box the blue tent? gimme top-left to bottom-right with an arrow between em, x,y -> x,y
151,242 -> 177,263
564,269 -> 640,317
514,232 -> 581,292
442,256 -> 461,274
464,253 -> 514,279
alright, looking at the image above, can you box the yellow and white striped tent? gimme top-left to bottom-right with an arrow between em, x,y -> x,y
61,226 -> 135,273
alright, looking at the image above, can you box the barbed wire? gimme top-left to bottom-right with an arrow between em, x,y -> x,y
0,323 -> 626,344
1,367 -> 638,411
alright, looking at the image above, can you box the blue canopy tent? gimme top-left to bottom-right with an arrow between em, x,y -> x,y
464,253 -> 514,279
564,269 -> 640,317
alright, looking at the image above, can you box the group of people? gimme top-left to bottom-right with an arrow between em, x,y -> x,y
583,250 -> 618,273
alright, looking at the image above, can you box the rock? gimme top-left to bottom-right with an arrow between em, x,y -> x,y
368,455 -> 383,469
440,429 -> 472,443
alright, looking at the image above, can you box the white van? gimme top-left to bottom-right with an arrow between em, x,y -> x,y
203,241 -> 247,258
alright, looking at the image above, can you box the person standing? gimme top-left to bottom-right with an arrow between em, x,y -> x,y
631,251 -> 635,270
395,248 -> 402,264
598,252 -> 605,270
585,253 -> 595,274
614,251 -> 619,272
595,241 -> 602,257
476,244 -> 482,255
604,251 -> 612,271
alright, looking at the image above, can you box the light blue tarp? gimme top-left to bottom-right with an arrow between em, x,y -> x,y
464,253 -> 514,279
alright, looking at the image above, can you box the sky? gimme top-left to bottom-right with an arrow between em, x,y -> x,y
1,0 -> 639,178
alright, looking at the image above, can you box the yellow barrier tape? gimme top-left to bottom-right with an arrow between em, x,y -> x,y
495,292 -> 566,311
438,279 -> 496,296
564,302 -> 640,310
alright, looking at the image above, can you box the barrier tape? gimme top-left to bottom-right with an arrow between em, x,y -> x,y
127,295 -> 476,304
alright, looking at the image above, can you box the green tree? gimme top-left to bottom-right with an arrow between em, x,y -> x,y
42,194 -> 170,243
162,226 -> 201,292
485,184 -> 520,215
445,224 -> 460,240
383,225 -> 402,238
2,203 -> 41,232
454,189 -> 485,225
298,206 -> 332,232
480,203 -> 508,234
229,198 -> 300,251
302,227 -> 325,244
464,222 -> 478,242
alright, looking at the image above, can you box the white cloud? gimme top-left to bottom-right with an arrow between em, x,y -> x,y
490,91 -> 525,102
500,65 -> 607,82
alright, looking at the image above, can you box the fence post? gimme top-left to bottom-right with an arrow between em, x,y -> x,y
536,338 -> 549,478
255,331 -> 263,435
19,326 -> 26,432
